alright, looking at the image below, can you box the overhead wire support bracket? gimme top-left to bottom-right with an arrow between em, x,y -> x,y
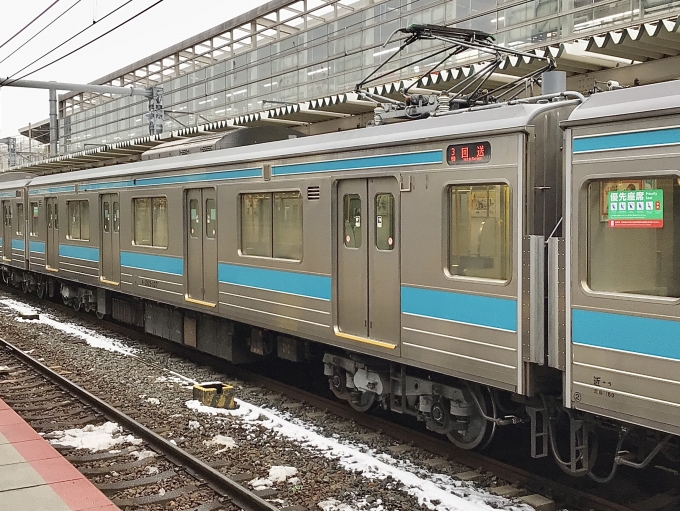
0,77 -> 163,155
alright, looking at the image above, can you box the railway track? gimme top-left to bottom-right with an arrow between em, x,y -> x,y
1,288 -> 677,511
0,336 -> 281,511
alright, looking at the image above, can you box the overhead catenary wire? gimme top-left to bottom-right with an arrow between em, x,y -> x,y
0,0 -> 61,53
0,0 -> 138,87
0,0 -> 84,66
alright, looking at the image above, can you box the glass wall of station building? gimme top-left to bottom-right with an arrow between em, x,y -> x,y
59,0 -> 680,154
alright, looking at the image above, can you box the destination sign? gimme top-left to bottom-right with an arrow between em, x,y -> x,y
446,141 -> 491,165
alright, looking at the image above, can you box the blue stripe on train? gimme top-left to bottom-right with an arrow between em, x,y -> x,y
59,244 -> 99,262
30,241 -> 45,254
572,309 -> 680,360
11,239 -> 24,251
79,167 -> 261,191
28,185 -> 76,195
573,127 -> 680,153
401,285 -> 517,332
218,263 -> 331,300
272,150 -> 443,176
120,251 -> 183,276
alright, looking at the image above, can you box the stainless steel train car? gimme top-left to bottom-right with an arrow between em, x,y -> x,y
559,80 -> 680,479
0,79 -> 677,479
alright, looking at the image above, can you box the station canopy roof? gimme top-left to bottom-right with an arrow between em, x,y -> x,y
14,5 -> 680,175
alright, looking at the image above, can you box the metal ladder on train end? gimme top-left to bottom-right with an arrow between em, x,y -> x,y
527,406 -> 549,458
568,414 -> 592,474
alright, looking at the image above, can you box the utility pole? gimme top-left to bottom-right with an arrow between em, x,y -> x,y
0,77 -> 163,157
0,137 -> 17,168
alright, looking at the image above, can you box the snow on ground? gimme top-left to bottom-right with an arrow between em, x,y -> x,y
131,449 -> 156,460
203,434 -> 237,454
45,422 -> 142,452
187,399 -> 531,511
250,466 -> 298,491
0,365 -> 10,371
0,298 -> 137,357
318,497 -> 390,511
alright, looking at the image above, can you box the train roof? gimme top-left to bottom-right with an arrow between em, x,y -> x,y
0,178 -> 33,190
22,101 -> 568,189
564,79 -> 680,127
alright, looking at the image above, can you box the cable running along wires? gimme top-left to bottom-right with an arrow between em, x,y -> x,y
0,0 -> 84,66
0,0 -> 61,53
0,0 -> 143,87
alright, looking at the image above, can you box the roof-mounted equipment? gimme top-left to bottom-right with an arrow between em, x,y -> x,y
355,24 -> 556,125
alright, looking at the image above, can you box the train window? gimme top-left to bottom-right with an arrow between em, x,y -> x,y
113,202 -> 120,233
133,197 -> 168,248
240,192 -> 302,260
343,194 -> 362,248
103,202 -> 110,233
134,198 -> 152,245
273,191 -> 302,260
448,184 -> 511,281
586,177 -> 680,298
29,202 -> 39,237
375,193 -> 394,251
30,202 -> 39,236
54,204 -> 58,230
67,200 -> 89,241
16,203 -> 23,235
205,199 -> 216,239
152,198 -> 168,248
189,199 -> 199,238
241,193 -> 272,257
47,204 -> 52,229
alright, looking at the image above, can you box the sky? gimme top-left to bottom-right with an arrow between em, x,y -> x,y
0,0 -> 269,139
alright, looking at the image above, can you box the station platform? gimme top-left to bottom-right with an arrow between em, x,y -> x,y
0,398 -> 119,511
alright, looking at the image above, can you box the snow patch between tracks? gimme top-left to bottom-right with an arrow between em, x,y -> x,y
1,298 -> 137,357
45,422 -> 142,452
186,398 -> 531,511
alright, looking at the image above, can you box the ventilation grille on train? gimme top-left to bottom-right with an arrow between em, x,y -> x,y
179,149 -> 190,156
200,146 -> 214,152
307,186 -> 320,200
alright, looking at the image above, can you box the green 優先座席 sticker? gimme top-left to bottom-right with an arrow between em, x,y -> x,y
608,189 -> 663,228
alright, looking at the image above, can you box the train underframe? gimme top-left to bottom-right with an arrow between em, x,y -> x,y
3,264 -> 678,480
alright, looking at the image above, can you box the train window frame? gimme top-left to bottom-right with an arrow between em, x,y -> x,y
444,181 -> 512,285
16,203 -> 24,236
66,200 -> 90,241
205,198 -> 216,239
239,190 -> 303,262
29,202 -> 39,237
580,173 -> 680,303
132,196 -> 169,249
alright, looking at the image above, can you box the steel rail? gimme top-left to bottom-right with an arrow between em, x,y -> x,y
0,290 -> 644,511
0,336 -> 279,511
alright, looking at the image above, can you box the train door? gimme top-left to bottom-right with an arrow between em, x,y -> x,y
45,197 -> 59,270
336,177 -> 400,353
2,200 -> 11,261
100,194 -> 120,284
185,188 -> 217,305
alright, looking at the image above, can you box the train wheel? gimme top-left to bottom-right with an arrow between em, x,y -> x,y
21,280 -> 29,294
95,311 -> 105,320
447,384 -> 497,450
72,299 -> 81,312
36,282 -> 45,299
1,268 -> 8,285
348,391 -> 376,412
